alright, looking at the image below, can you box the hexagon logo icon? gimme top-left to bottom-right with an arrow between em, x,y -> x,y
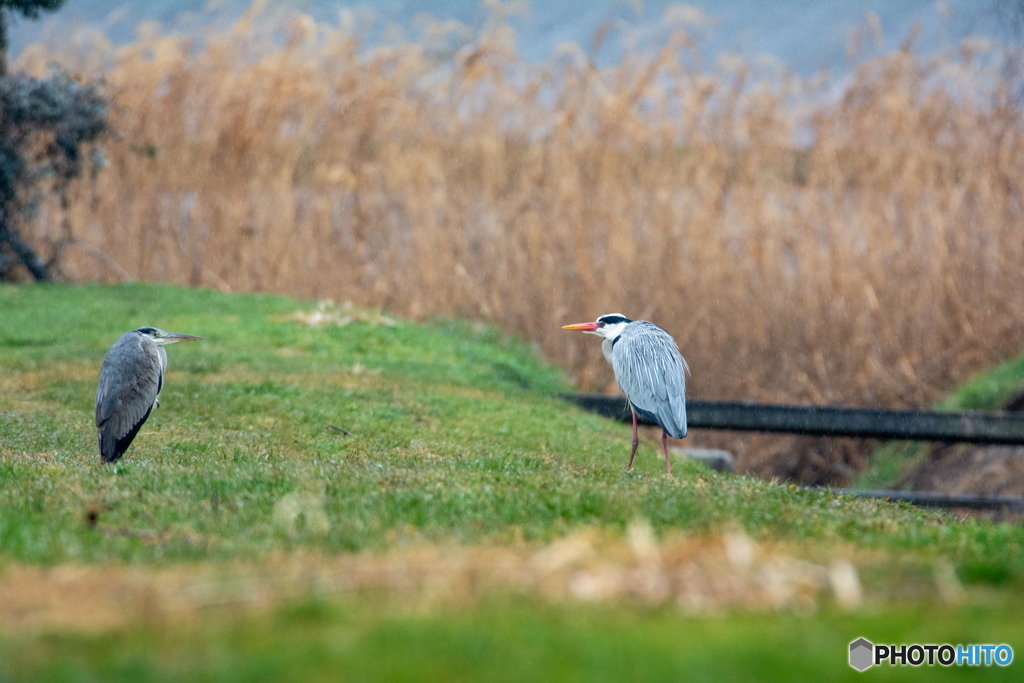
849,638 -> 874,671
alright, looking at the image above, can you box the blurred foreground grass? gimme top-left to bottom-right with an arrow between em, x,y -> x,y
1,283 -> 1023,680
3,597 -> 1023,682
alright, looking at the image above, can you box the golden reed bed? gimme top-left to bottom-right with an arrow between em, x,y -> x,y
16,5 -> 1024,480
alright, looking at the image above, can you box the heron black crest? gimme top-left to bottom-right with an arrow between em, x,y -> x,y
597,314 -> 631,326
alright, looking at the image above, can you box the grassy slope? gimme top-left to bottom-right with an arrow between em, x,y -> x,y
857,351 -> 1024,490
2,283 -> 1024,681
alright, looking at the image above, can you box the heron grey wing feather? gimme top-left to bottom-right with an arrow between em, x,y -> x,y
95,333 -> 163,440
611,321 -> 688,439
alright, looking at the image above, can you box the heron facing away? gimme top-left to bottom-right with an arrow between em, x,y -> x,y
95,327 -> 201,463
562,314 -> 689,474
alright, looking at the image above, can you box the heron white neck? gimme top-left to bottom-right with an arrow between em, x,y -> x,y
601,336 -> 616,367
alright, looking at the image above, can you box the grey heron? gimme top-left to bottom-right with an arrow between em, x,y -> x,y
95,327 -> 201,463
563,314 -> 689,474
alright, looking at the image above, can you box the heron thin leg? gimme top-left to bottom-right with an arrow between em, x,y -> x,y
662,431 -> 671,475
627,411 -> 639,470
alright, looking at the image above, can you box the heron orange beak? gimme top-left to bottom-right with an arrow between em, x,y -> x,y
561,321 -> 600,332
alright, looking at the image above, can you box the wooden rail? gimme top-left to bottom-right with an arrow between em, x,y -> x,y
563,394 -> 1024,445
821,488 -> 1024,512
564,394 -> 1024,512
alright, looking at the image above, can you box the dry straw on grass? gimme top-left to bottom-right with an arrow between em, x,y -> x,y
15,6 -> 1024,454
0,526 -> 872,632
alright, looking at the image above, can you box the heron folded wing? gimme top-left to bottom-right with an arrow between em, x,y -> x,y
95,332 -> 163,439
96,386 -> 120,426
667,391 -> 688,438
612,321 -> 688,438
110,381 -> 161,439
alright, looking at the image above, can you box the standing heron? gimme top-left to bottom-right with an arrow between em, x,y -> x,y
562,314 -> 688,474
95,327 -> 201,463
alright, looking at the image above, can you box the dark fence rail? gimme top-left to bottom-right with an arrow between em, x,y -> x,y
564,393 -> 1024,512
822,488 -> 1024,512
563,394 -> 1024,445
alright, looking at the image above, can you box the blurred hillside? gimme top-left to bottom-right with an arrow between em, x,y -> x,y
8,0 -> 1020,76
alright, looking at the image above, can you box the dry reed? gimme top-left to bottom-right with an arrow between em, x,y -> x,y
14,5 -> 1024,479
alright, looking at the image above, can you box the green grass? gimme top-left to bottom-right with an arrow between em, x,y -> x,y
3,283 -> 1024,681
857,348 -> 1024,490
2,597 -> 1023,683
936,354 -> 1024,413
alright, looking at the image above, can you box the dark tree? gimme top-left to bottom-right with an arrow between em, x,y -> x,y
0,0 -> 108,281
0,72 -> 107,280
0,1 -> 66,76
